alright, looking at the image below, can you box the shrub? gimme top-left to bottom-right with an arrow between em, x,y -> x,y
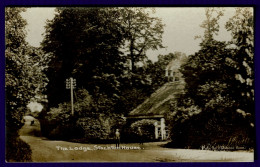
41,89 -> 93,139
130,119 -> 157,142
74,89 -> 93,116
6,135 -> 32,162
76,114 -> 126,142
77,116 -> 109,140
169,109 -> 254,149
108,114 -> 126,138
41,88 -> 128,142
42,103 -> 73,139
48,120 -> 83,140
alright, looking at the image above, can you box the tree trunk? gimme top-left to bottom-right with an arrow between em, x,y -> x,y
130,40 -> 136,73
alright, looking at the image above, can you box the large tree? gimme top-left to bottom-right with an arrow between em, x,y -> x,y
118,8 -> 164,73
5,7 -> 48,161
180,8 -> 233,110
170,8 -> 254,148
42,8 -> 127,113
6,7 -> 48,132
225,8 -> 254,119
5,8 -> 28,131
42,7 -> 165,115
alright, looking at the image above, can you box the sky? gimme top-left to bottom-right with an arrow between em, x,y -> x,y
21,7 -> 238,62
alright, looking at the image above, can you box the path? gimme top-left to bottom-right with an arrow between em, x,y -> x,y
19,118 -> 254,162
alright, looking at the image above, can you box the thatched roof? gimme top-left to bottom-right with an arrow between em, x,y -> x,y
129,81 -> 185,116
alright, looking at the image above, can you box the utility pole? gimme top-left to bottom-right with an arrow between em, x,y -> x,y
70,77 -> 74,116
66,77 -> 76,116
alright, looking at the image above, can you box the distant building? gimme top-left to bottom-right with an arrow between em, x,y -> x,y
165,54 -> 186,83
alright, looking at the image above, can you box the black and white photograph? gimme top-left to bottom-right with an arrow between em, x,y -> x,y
5,7 -> 254,162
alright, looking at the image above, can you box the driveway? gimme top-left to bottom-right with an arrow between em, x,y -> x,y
19,118 -> 254,162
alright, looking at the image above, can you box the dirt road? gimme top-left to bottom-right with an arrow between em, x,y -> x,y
19,118 -> 254,162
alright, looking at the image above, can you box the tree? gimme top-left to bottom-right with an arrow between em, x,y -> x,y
181,41 -> 233,109
5,8 -> 28,132
225,7 -> 254,122
196,8 -> 224,46
118,8 -> 164,73
170,7 -> 254,148
6,8 -> 48,132
42,7 -> 126,111
42,7 -> 163,116
180,8 -> 231,110
5,7 -> 48,161
111,8 -> 166,109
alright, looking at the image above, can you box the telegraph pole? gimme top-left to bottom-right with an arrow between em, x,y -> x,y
70,77 -> 74,116
66,77 -> 76,116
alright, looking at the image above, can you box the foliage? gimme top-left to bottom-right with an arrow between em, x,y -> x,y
181,7 -> 254,115
169,7 -> 254,148
118,8 -> 165,72
42,7 -> 126,108
225,8 -> 254,121
5,7 -> 48,161
43,103 -> 78,139
130,119 -> 157,141
6,136 -> 32,162
115,88 -> 150,115
116,52 -> 187,115
6,8 -> 49,131
5,7 -> 28,131
42,7 -> 164,117
76,114 -> 126,142
42,89 -> 92,138
76,117 -> 109,140
45,103 -> 72,125
42,88 -> 126,141
74,89 -> 93,115
170,109 -> 253,149
45,111 -> 126,142
196,8 -> 224,45
180,40 -> 234,109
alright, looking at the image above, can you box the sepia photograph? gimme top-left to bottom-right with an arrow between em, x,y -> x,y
5,7 -> 254,162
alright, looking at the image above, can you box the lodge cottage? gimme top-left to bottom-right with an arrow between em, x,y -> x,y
127,55 -> 186,140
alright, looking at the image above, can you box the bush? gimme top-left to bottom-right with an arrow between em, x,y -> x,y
42,103 -> 74,139
41,89 -> 128,142
169,109 -> 254,149
130,119 -> 157,142
6,134 -> 32,162
76,114 -> 126,142
108,114 -> 126,137
77,116 -> 109,140
41,89 -> 93,139
49,120 -> 83,140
